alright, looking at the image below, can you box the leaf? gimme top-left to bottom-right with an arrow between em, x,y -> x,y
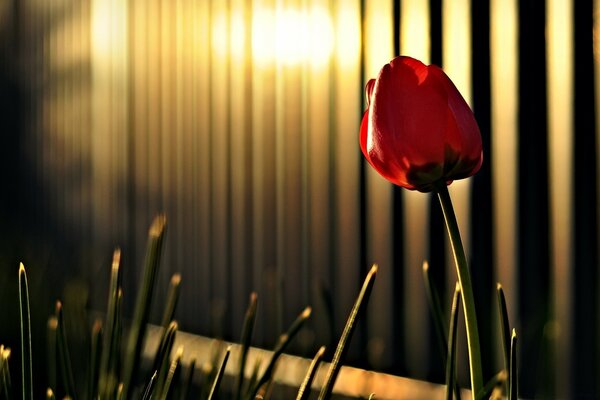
318,265 -> 377,400
496,284 -> 511,387
88,319 -> 103,400
55,301 -> 77,399
160,274 -> 182,328
99,250 -> 122,398
122,215 -> 167,399
207,346 -> 231,400
179,359 -> 195,400
445,283 -> 460,400
158,347 -> 184,400
154,322 -> 178,395
19,263 -> 33,400
235,292 -> 258,400
509,329 -> 518,400
476,370 -> 507,400
0,346 -> 12,400
140,371 -> 158,400
423,261 -> 449,359
47,318 -> 58,393
295,346 -> 325,400
248,307 -> 312,399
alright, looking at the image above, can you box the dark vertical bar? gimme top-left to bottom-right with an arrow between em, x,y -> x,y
427,0 -> 446,383
429,0 -> 442,67
391,0 -> 406,376
571,0 -> 598,396
518,0 -> 550,397
470,0 -> 494,382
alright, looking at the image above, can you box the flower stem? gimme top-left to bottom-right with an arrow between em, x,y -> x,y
436,183 -> 483,398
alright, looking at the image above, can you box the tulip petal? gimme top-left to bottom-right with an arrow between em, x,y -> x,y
365,79 -> 376,107
367,57 -> 449,189
429,66 -> 483,177
360,110 -> 372,165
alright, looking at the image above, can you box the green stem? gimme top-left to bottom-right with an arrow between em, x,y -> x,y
436,183 -> 483,397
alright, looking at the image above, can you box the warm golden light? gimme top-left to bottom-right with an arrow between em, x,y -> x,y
252,6 -> 334,67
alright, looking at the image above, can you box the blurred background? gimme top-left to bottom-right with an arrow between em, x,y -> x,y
0,0 -> 598,398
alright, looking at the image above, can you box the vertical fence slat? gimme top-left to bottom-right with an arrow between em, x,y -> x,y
518,0 -> 551,397
363,0 -> 394,371
399,0 -> 431,379
547,0 -> 574,396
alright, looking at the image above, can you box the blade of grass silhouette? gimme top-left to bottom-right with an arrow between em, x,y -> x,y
0,346 -> 11,399
88,320 -> 103,400
476,370 -> 507,400
179,358 -> 195,400
445,284 -> 460,400
154,322 -> 178,395
318,265 -> 377,400
19,263 -> 33,400
158,347 -> 184,400
116,383 -> 124,400
99,250 -> 122,398
160,274 -> 182,328
207,346 -> 231,400
122,216 -> 167,399
296,346 -> 325,400
236,292 -> 258,400
496,284 -> 511,384
509,329 -> 517,400
47,317 -> 58,392
423,261 -> 449,359
55,301 -> 77,399
140,371 -> 158,400
244,358 -> 261,399
248,307 -> 312,399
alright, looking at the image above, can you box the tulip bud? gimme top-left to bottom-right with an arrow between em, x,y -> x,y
360,56 -> 483,192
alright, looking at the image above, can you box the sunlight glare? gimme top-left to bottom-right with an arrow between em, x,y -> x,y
252,6 -> 333,67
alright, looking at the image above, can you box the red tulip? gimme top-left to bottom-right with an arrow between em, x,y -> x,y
360,56 -> 483,192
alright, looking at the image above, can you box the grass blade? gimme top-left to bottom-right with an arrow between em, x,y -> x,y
235,292 -> 258,400
140,371 -> 158,400
88,319 -> 103,400
248,307 -> 312,399
207,346 -> 231,400
244,358 -> 261,399
47,317 -> 58,392
423,261 -> 449,359
159,347 -> 184,400
123,215 -> 167,399
100,250 -> 122,398
55,301 -> 77,399
19,263 -> 33,400
445,284 -> 460,400
368,394 -> 375,400
509,329 -> 517,400
318,265 -> 377,400
496,284 -> 511,375
295,346 -> 325,400
179,358 -> 195,400
1,346 -> 12,399
151,321 -> 178,389
160,274 -> 182,328
476,370 -> 507,400
154,325 -> 178,397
